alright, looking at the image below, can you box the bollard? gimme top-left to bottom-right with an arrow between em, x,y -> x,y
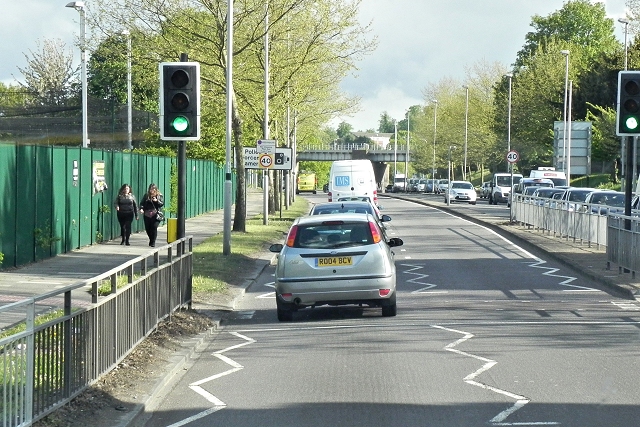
167,218 -> 177,243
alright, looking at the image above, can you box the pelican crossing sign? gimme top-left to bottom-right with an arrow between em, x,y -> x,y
243,147 -> 292,170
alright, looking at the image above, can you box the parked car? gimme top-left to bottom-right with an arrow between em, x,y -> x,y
531,187 -> 566,206
268,214 -> 403,321
480,182 -> 491,199
444,180 -> 477,205
416,178 -> 428,192
425,179 -> 437,193
437,179 -> 449,194
583,190 -> 625,215
552,187 -> 597,211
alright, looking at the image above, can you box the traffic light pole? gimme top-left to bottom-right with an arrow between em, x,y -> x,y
177,53 -> 189,239
625,135 -> 634,222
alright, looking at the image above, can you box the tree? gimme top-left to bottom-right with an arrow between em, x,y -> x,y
336,121 -> 353,139
515,0 -> 619,67
86,0 -> 375,232
15,39 -> 77,107
378,111 -> 395,133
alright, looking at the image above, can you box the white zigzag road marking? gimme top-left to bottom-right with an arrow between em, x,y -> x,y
433,325 -> 559,426
257,282 -> 276,299
166,332 -> 255,427
406,202 -> 598,293
400,263 -> 443,294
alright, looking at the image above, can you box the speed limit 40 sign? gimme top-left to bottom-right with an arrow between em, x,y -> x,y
506,150 -> 520,164
259,153 -> 273,169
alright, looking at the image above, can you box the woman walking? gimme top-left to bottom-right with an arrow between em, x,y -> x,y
114,184 -> 138,246
139,183 -> 164,247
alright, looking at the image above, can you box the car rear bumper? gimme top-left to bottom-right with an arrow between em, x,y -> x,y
276,274 -> 395,306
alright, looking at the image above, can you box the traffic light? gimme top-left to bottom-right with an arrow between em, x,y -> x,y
159,62 -> 200,141
617,70 -> 640,136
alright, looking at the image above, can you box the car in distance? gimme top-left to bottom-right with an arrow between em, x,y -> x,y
583,190 -> 625,215
269,214 -> 403,321
309,201 -> 392,227
444,180 -> 477,205
480,182 -> 491,198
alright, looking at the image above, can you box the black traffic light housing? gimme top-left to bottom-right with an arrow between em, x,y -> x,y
159,62 -> 200,141
616,70 -> 640,136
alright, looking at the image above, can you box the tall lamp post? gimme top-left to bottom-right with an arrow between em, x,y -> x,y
506,73 -> 514,219
447,146 -> 456,205
66,1 -> 88,148
405,111 -> 410,180
561,50 -> 570,176
122,30 -> 132,150
432,99 -> 438,191
462,85 -> 469,181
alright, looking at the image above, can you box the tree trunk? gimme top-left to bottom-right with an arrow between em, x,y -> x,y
232,93 -> 246,232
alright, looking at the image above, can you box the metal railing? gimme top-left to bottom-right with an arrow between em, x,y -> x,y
0,237 -> 193,427
512,195 -> 640,277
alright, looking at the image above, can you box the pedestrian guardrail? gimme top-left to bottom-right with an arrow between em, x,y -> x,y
0,237 -> 193,427
512,195 -> 640,277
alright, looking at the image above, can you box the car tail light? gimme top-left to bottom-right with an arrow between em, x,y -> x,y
368,221 -> 382,243
280,293 -> 293,301
328,191 -> 332,202
379,289 -> 391,297
286,225 -> 298,247
373,189 -> 378,204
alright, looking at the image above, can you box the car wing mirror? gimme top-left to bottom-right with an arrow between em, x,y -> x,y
269,243 -> 284,253
381,214 -> 392,222
388,237 -> 403,247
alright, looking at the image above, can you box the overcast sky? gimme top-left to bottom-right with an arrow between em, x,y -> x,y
1,0 -> 630,131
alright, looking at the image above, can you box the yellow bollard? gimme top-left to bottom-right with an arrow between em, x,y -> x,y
166,218 -> 177,243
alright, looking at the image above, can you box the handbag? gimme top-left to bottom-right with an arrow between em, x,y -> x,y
155,210 -> 165,222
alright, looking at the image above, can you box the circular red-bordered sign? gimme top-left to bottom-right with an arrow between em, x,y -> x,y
506,150 -> 520,164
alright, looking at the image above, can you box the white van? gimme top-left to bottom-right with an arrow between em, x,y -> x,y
529,167 -> 567,187
328,160 -> 378,205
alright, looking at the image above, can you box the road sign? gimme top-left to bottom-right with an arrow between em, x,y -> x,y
506,150 -> 520,164
243,147 -> 292,170
257,139 -> 276,155
259,153 -> 273,169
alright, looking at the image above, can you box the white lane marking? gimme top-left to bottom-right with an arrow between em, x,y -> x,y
166,332 -> 255,427
612,301 -> 640,311
257,282 -> 276,299
433,325 -> 559,426
401,264 -> 444,294
406,202 -> 598,293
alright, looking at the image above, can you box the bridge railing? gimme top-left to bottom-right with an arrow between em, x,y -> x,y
297,143 -> 408,153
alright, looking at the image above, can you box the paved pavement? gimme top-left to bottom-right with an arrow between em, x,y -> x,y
0,189 -> 268,307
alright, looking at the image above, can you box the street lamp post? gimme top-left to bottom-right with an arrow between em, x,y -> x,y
122,30 -> 132,150
66,1 -> 88,148
619,18 -> 630,71
506,73 -> 514,220
561,50 -> 570,176
447,146 -> 456,206
405,111 -> 410,180
463,85 -> 469,181
432,99 -> 438,191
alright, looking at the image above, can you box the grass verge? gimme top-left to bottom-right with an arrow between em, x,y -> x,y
191,196 -> 309,294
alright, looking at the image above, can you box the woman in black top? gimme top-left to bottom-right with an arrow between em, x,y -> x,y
139,183 -> 164,247
114,184 -> 138,245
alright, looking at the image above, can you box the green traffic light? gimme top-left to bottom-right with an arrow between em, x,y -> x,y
171,116 -> 190,133
626,116 -> 639,131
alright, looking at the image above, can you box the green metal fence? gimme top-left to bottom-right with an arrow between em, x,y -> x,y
0,144 -> 229,269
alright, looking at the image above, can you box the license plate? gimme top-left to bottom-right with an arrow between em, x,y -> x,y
316,256 -> 352,267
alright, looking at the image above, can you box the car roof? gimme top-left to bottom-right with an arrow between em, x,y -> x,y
311,201 -> 373,210
296,213 -> 372,226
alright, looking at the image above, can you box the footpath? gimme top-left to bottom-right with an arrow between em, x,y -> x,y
0,189 -> 267,307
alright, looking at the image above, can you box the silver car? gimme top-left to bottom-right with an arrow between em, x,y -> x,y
269,214 -> 403,321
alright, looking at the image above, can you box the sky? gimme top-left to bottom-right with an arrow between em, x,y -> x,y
0,0 -> 630,132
